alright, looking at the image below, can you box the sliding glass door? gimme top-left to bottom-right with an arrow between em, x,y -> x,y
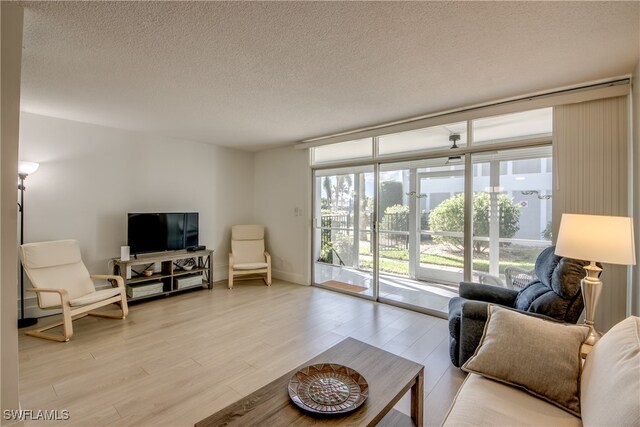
376,158 -> 463,312
313,166 -> 375,298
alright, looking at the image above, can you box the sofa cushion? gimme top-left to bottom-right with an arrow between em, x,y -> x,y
442,374 -> 582,427
462,305 -> 589,416
580,316 -> 640,426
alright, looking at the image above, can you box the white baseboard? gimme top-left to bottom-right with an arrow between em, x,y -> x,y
272,269 -> 307,285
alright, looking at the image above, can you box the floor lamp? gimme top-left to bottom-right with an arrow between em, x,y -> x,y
555,213 -> 636,345
17,161 -> 39,329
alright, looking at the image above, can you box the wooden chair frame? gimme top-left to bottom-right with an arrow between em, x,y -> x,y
26,275 -> 128,342
228,252 -> 271,289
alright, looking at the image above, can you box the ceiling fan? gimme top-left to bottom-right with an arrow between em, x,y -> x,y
446,134 -> 462,165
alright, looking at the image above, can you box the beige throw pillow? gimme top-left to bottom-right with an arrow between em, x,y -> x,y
462,305 -> 589,417
580,316 -> 640,426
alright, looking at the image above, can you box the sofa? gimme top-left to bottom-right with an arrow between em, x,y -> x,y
449,246 -> 590,367
442,308 -> 640,426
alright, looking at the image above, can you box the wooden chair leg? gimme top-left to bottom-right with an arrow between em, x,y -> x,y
88,292 -> 128,319
266,266 -> 271,286
61,305 -> 73,340
228,270 -> 234,289
25,310 -> 81,342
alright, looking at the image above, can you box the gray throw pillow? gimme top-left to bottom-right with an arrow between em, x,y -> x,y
462,305 -> 589,417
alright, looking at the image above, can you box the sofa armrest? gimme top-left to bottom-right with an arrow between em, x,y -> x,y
459,282 -> 518,306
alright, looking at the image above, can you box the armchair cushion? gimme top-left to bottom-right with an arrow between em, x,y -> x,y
20,239 -> 82,269
20,241 -> 97,308
69,287 -> 123,307
231,224 -> 264,240
233,262 -> 268,270
462,305 -> 589,417
231,240 -> 266,264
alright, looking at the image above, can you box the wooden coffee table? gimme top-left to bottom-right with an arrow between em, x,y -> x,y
195,337 -> 424,426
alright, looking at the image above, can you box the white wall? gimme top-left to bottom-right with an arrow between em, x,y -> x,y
1,2 -> 24,423
253,146 -> 310,285
633,58 -> 640,317
19,113 -> 255,315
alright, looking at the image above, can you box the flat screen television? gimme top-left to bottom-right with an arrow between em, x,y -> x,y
127,212 -> 199,255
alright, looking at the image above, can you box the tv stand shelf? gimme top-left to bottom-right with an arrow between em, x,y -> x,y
112,249 -> 214,301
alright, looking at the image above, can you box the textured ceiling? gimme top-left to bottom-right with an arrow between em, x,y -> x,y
19,1 -> 640,151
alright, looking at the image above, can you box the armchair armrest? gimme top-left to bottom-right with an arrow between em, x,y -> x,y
264,251 -> 271,265
26,287 -> 70,306
459,282 -> 518,306
229,253 -> 235,267
90,274 -> 124,288
459,300 -> 490,366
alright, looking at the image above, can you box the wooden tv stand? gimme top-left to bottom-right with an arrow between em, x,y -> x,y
112,249 -> 214,301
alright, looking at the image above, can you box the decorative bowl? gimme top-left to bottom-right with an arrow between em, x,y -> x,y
288,363 -> 368,415
143,269 -> 154,277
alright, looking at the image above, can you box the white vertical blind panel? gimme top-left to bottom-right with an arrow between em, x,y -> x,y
553,96 -> 629,332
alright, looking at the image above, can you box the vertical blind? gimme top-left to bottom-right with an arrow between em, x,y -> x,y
553,95 -> 629,331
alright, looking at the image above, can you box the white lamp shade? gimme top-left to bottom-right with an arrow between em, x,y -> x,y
555,213 -> 636,265
18,161 -> 39,175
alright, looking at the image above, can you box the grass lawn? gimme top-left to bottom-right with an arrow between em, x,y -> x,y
358,246 -> 536,276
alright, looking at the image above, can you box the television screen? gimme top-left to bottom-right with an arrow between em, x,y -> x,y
127,212 -> 199,255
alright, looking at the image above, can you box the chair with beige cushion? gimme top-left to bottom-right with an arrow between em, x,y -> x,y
228,225 -> 271,289
19,239 -> 128,342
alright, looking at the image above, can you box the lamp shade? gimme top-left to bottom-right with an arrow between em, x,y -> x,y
18,161 -> 39,175
555,213 -> 636,265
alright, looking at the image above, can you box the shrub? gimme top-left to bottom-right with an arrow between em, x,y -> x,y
428,193 -> 520,254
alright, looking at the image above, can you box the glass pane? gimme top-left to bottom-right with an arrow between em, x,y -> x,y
378,166 -> 410,278
472,108 -> 552,145
313,166 -> 374,297
378,121 -> 467,156
377,159 -> 461,315
471,146 -> 553,288
312,138 -> 372,164
418,163 -> 465,285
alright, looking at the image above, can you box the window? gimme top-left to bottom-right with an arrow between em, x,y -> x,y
472,108 -> 552,145
471,146 -> 553,285
378,121 -> 467,156
312,138 -> 372,165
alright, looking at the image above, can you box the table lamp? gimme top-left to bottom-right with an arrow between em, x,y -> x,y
555,213 -> 635,345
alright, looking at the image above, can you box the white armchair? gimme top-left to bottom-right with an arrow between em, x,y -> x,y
228,225 -> 271,289
19,239 -> 128,342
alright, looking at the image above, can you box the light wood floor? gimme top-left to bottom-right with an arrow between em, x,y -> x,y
18,280 -> 466,426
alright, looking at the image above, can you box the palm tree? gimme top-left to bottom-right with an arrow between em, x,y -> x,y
323,177 -> 333,207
